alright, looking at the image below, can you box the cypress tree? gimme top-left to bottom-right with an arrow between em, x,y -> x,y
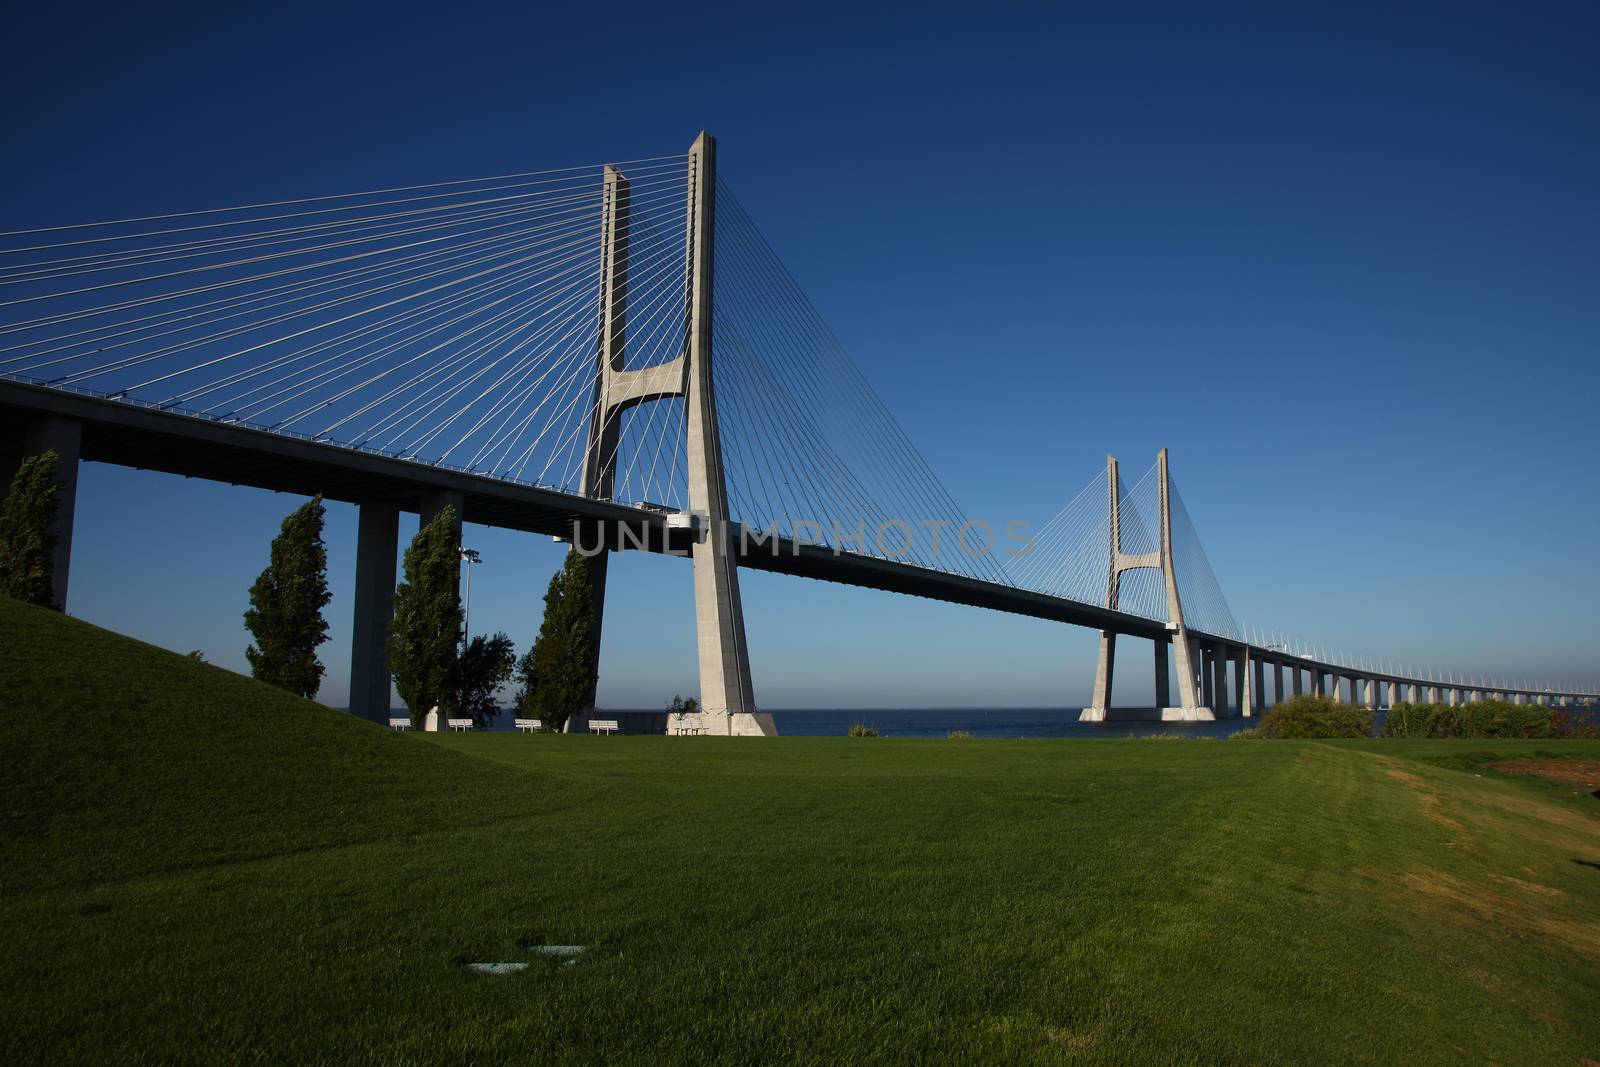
388,506 -> 463,726
243,495 -> 332,698
0,451 -> 62,608
519,551 -> 597,731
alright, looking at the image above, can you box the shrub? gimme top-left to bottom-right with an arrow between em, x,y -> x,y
1554,707 -> 1600,739
847,722 -> 880,738
947,730 -> 974,740
1384,700 -> 1558,739
1230,728 -> 1264,740
0,450 -> 62,608
1258,695 -> 1373,739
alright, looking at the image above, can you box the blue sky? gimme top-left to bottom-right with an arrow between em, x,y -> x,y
7,2 -> 1598,706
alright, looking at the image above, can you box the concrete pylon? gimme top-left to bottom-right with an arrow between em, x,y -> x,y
574,163 -> 633,720
682,133 -> 768,736
1086,454 -> 1160,718
1272,660 -> 1285,705
1252,655 -> 1266,715
1076,450 -> 1206,721
1292,666 -> 1304,696
1157,449 -> 1205,717
567,135 -> 769,736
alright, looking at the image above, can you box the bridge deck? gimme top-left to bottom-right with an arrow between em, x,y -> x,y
5,378 -> 1594,700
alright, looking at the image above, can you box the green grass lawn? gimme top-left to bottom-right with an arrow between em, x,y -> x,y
3,596 -> 1599,1065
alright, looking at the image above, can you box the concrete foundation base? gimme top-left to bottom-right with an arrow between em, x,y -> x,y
1080,705 -> 1219,722
704,711 -> 779,736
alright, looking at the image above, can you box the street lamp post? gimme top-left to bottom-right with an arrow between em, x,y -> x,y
460,547 -> 482,646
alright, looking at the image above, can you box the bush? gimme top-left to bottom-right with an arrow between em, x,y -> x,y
1384,700 -> 1558,739
1258,695 -> 1373,739
1554,707 -> 1600,739
847,722 -> 880,738
947,730 -> 974,740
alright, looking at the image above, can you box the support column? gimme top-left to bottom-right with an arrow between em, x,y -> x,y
1153,638 -> 1170,708
1272,660 -> 1285,706
1201,647 -> 1215,709
1087,630 -> 1116,716
20,418 -> 81,611
1363,678 -> 1376,709
683,133 -> 768,736
349,502 -> 398,724
1213,647 -> 1230,717
1253,655 -> 1266,714
1312,669 -> 1326,696
1234,647 -> 1254,717
1292,666 -> 1304,696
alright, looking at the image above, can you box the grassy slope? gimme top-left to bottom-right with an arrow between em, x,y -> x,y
2,597 -> 1598,1065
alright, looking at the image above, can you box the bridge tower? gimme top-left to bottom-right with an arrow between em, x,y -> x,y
577,132 -> 772,736
1081,448 -> 1207,721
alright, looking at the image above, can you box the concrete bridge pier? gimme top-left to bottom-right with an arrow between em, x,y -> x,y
1230,647 -> 1251,717
1153,637 -> 1170,708
1213,647 -> 1230,716
349,502 -> 399,724
1252,655 -> 1266,715
1363,678 -> 1376,709
1272,661 -> 1285,706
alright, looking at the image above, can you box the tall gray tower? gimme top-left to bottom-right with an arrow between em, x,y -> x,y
577,133 -> 774,736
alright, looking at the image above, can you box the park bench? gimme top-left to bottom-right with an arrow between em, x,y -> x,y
589,719 -> 619,735
447,718 -> 474,732
387,718 -> 411,731
514,718 -> 542,732
672,717 -> 707,736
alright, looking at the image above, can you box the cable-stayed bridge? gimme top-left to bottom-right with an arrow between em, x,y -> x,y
3,133 -> 1594,732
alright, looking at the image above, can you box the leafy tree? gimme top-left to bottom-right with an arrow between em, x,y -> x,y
453,631 -> 516,728
243,495 -> 332,698
388,506 -> 463,726
0,451 -> 62,608
519,551 -> 597,731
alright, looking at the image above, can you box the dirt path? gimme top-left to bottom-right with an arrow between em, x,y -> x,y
1491,758 -> 1600,794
